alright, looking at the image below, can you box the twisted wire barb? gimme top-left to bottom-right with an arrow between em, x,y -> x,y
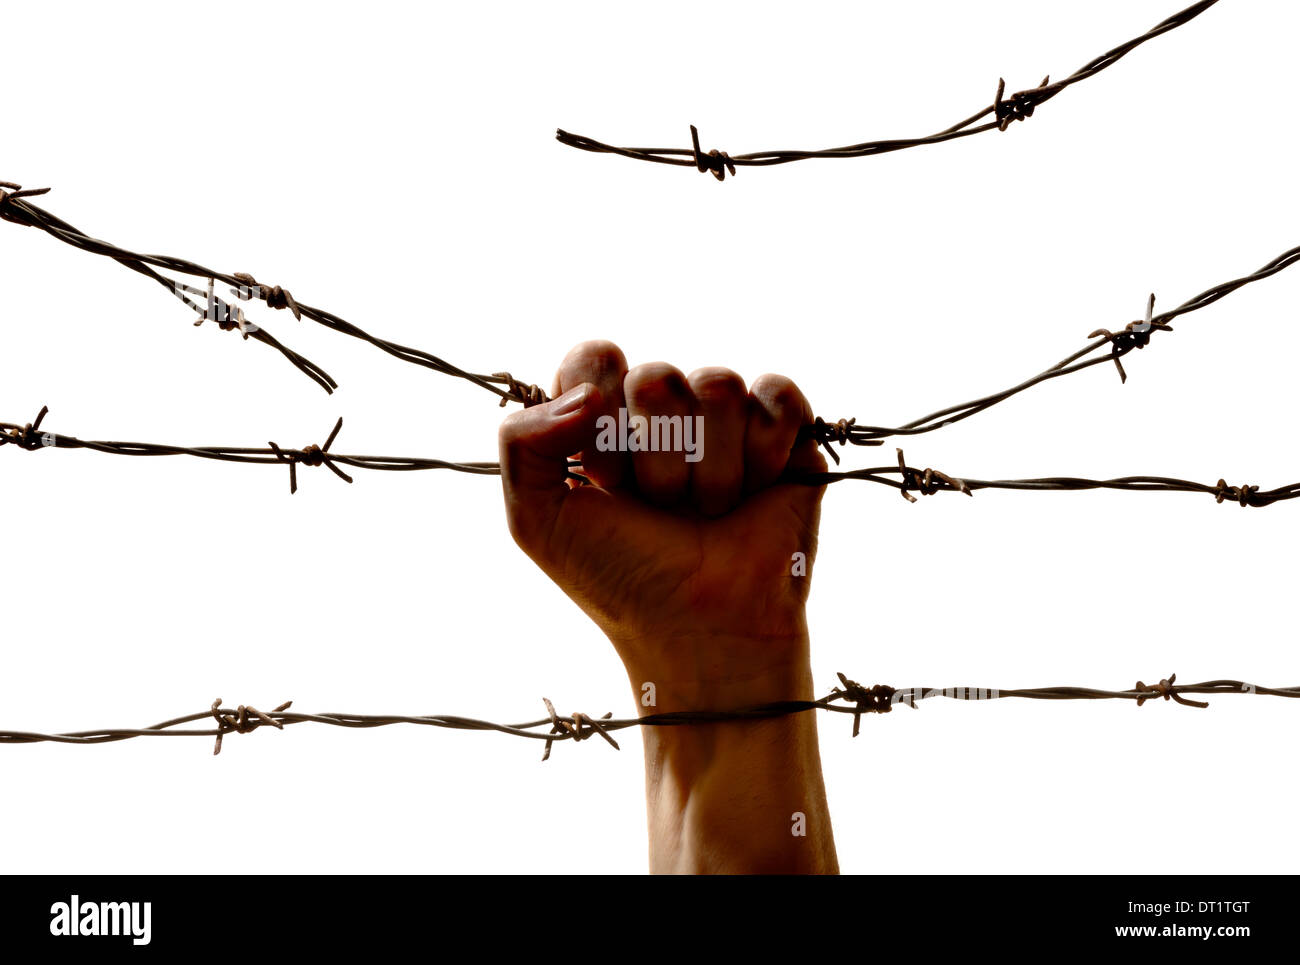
210,699 -> 294,756
555,0 -> 1219,180
3,673 -> 1295,758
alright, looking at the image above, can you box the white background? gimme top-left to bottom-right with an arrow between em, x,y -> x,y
2,0 -> 1297,874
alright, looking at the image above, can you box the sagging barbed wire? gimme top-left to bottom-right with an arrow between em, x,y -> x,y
3,182 -> 1299,469
800,244 -> 1300,461
0,183 -> 534,405
3,673 -> 1296,760
555,0 -> 1219,180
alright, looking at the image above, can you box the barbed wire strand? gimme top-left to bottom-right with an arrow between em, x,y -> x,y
2,411 -> 1290,507
0,184 -> 542,406
805,244 -> 1300,461
3,3 -> 1293,767
0,404 -> 1278,510
555,0 -> 1219,181
3,673 -> 1296,759
0,183 -> 339,394
0,408 -> 503,494
5,185 -> 1297,464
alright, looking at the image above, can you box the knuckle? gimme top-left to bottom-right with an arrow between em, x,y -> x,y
625,362 -> 688,403
688,366 -> 745,404
751,373 -> 805,418
497,408 -> 530,445
563,340 -> 627,376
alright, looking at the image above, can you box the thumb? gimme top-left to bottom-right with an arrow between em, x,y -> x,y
498,382 -> 600,552
785,436 -> 828,532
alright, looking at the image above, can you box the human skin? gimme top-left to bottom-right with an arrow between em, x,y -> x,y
498,340 -> 837,874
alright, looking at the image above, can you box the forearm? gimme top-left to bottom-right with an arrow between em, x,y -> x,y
623,637 -> 838,875
498,343 -> 835,873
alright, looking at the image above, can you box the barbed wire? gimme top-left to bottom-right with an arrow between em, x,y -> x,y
3,673 -> 1295,759
2,410 -> 1291,507
803,245 -> 1300,462
0,407 -> 502,494
5,185 -> 1298,466
0,183 -> 543,406
0,183 -> 340,394
1,2 -> 1294,766
797,448 -> 1296,508
555,1 -> 1219,181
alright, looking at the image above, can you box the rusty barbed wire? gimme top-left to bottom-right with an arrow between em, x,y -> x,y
3,412 -> 1295,507
0,184 -> 339,394
801,244 -> 1300,461
3,672 -> 1295,759
6,183 -> 1298,468
0,183 -> 543,406
0,407 -> 502,494
2,1 -> 1291,787
555,0 -> 1219,181
791,446 -> 1298,509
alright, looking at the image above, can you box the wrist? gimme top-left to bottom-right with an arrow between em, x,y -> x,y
611,624 -> 835,874
626,642 -> 834,874
615,627 -> 813,715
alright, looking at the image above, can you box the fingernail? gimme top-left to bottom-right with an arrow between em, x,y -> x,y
549,383 -> 591,416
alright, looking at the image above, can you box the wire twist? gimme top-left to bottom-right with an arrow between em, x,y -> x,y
894,447 -> 971,502
210,698 -> 294,755
994,75 -> 1052,131
0,406 -> 50,450
690,124 -> 736,181
0,182 -> 52,223
1212,479 -> 1261,507
267,417 -> 354,494
1134,673 -> 1209,709
541,697 -> 619,761
492,372 -> 549,408
811,416 -> 880,465
832,673 -> 904,737
1087,293 -> 1175,383
232,272 -> 302,321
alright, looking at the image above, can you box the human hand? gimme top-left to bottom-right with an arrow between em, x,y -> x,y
498,340 -> 828,713
499,339 -> 838,872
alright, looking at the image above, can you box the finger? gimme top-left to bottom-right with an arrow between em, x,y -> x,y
686,366 -> 748,516
743,373 -> 824,492
498,383 -> 600,554
624,362 -> 694,507
552,340 -> 629,490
